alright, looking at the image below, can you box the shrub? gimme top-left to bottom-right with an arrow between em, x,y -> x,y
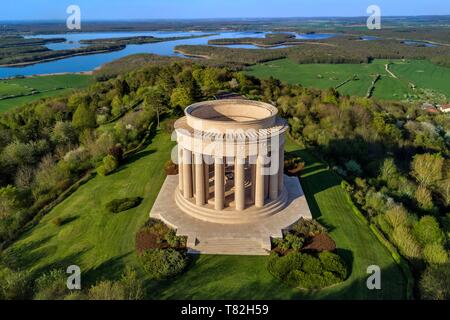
52,217 -> 63,226
120,267 -> 144,300
108,146 -> 124,163
64,291 -> 88,300
284,156 -> 305,176
34,269 -> 69,300
88,280 -> 126,300
413,216 -> 445,246
97,155 -> 119,176
345,160 -> 362,176
87,267 -> 144,300
319,251 -> 348,279
423,243 -> 449,265
0,267 -> 31,300
136,218 -> 185,253
302,233 -> 336,252
96,165 -> 107,176
105,197 -> 142,213
164,160 -> 179,175
139,249 -> 187,280
267,251 -> 347,290
420,263 -> 450,300
291,218 -> 326,237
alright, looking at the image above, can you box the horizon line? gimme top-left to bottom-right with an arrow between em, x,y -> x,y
1,14 -> 450,23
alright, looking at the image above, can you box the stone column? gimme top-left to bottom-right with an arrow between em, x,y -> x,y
235,157 -> 245,211
182,148 -> 193,199
278,143 -> 285,195
250,163 -> 256,203
178,146 -> 183,193
214,157 -> 224,210
255,154 -> 265,208
264,174 -> 269,199
269,159 -> 279,201
195,153 -> 205,206
204,157 -> 210,201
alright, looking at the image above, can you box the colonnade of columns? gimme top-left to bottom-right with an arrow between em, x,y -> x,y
177,145 -> 285,211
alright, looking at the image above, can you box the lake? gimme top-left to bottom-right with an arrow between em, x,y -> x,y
0,31 -> 335,78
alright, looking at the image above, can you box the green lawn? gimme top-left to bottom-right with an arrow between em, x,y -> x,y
390,59 -> 450,98
0,74 -> 93,113
3,130 -> 175,283
3,131 -> 406,299
246,58 -> 449,101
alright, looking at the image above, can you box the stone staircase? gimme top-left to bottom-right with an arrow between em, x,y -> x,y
187,236 -> 271,255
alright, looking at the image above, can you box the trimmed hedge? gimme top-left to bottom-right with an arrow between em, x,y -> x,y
105,197 -> 142,213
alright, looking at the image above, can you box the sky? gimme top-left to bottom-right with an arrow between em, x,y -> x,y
1,0 -> 449,21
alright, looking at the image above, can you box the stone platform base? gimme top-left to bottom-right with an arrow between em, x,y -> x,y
150,175 -> 312,255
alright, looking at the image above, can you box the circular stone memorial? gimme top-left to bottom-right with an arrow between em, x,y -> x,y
151,99 -> 312,255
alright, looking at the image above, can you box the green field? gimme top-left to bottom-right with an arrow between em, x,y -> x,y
246,58 -> 450,101
0,74 -> 93,112
3,128 -> 406,299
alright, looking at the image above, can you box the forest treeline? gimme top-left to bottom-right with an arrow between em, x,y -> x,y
177,35 -> 450,66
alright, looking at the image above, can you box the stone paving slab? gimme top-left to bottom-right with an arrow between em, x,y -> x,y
150,174 -> 312,255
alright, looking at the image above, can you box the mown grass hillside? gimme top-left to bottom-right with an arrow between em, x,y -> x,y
0,74 -> 93,112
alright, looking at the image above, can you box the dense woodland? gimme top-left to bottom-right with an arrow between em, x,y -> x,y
0,60 -> 449,299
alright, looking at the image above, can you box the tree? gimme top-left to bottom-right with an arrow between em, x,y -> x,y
97,155 -> 118,176
384,205 -> 410,229
0,185 -> 29,219
120,267 -> 144,300
51,121 -> 77,145
0,267 -> 31,300
420,263 -> 450,300
34,269 -> 69,300
170,87 -> 194,109
411,153 -> 444,187
415,186 -> 434,211
413,216 -> 445,246
423,243 -> 448,265
379,158 -> 401,189
392,226 -> 422,259
437,168 -> 450,206
143,86 -> 168,128
72,104 -> 96,130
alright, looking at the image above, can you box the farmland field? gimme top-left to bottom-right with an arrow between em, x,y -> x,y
246,58 -> 450,101
0,74 -> 93,112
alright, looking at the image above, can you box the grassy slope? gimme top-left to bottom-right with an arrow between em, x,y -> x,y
3,131 -> 406,299
246,58 -> 449,100
0,74 -> 93,113
3,130 -> 175,283
390,59 -> 450,97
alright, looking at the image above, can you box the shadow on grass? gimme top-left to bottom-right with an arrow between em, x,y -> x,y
83,253 -> 131,284
1,235 -> 55,269
113,150 -> 156,174
59,215 -> 79,226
